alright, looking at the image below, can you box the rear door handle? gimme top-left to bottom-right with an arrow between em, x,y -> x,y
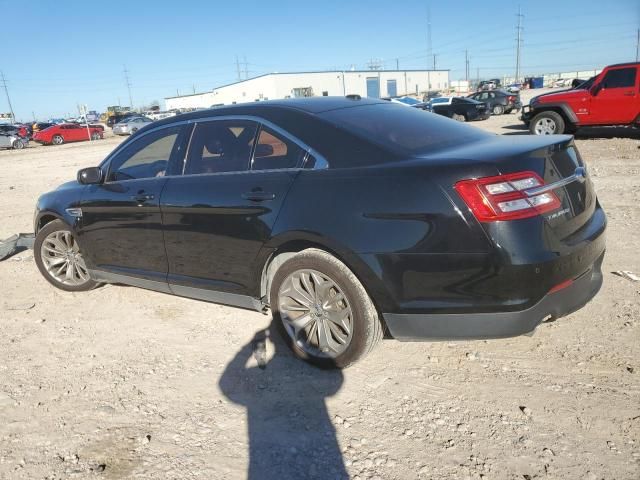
241,191 -> 276,202
132,193 -> 154,203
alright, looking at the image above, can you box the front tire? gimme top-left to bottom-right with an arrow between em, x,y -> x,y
12,139 -> 24,150
34,220 -> 98,292
530,111 -> 565,135
270,248 -> 383,369
52,134 -> 64,145
452,113 -> 466,122
492,104 -> 505,115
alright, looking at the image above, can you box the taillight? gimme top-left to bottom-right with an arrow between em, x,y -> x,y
454,171 -> 561,222
508,95 -> 516,103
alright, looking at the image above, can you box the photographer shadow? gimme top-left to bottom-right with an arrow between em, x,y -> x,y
219,324 -> 347,480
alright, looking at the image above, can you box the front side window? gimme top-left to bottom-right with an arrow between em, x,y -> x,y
108,126 -> 182,181
251,127 -> 305,170
601,67 -> 636,89
185,121 -> 257,175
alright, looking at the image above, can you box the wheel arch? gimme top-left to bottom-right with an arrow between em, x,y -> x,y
532,103 -> 578,126
258,237 -> 394,327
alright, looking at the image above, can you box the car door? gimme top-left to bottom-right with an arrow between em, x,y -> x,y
78,123 -> 190,287
160,118 -> 306,306
589,66 -> 638,124
64,124 -> 81,142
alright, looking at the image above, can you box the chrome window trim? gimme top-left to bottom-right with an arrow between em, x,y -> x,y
100,114 -> 329,180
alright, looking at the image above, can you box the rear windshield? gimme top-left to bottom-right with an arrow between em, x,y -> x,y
319,103 -> 489,154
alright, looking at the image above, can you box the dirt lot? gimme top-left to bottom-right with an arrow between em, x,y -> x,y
1,93 -> 639,480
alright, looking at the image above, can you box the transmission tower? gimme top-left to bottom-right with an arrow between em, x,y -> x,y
515,6 -> 524,82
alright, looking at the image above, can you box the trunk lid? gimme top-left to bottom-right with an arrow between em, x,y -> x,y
417,135 -> 596,239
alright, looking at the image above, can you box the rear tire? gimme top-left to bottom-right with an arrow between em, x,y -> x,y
492,104 -> 505,115
12,139 -> 24,150
530,111 -> 565,135
52,134 -> 64,145
91,132 -> 101,140
34,219 -> 99,292
270,248 -> 383,369
452,113 -> 465,122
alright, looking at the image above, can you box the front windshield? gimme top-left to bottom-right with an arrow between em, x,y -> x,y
573,76 -> 596,90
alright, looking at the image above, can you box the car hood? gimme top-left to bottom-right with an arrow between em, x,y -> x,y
531,89 -> 586,105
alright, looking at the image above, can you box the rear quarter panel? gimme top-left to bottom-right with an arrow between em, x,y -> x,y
267,164 -> 492,313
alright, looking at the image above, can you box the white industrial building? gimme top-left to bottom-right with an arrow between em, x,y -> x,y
165,70 -> 450,110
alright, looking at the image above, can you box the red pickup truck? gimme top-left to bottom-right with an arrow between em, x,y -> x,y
521,62 -> 640,135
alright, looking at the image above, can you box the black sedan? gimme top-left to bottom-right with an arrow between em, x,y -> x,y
467,89 -> 522,115
419,96 -> 490,121
33,97 -> 606,368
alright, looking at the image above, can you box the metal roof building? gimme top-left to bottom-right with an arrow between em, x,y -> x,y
165,70 -> 449,110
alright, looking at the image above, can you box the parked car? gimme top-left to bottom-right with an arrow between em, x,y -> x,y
422,96 -> 491,121
32,97 -> 606,368
0,131 -> 28,149
467,89 -> 522,115
1,124 -> 29,138
112,116 -> 153,135
522,62 -> 640,134
107,113 -> 138,127
477,79 -> 501,91
32,123 -> 103,145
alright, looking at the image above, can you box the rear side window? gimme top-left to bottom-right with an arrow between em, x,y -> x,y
319,103 -> 488,154
601,67 -> 636,89
251,127 -> 305,170
185,121 -> 257,175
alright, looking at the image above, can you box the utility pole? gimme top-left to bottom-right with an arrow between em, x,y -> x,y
636,28 -> 639,62
123,65 -> 133,109
426,3 -> 433,68
243,55 -> 248,80
236,55 -> 241,81
515,5 -> 524,82
465,50 -> 469,83
396,58 -> 399,70
433,54 -> 437,70
0,71 -> 15,122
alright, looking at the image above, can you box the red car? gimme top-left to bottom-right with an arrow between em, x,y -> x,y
522,62 -> 640,134
33,123 -> 103,145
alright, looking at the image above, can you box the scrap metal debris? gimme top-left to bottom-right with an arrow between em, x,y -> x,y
612,270 -> 640,283
0,234 -> 35,261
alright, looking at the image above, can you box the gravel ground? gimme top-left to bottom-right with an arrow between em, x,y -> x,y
1,92 -> 639,480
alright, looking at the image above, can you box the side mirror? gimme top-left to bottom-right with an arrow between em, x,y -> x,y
77,166 -> 103,185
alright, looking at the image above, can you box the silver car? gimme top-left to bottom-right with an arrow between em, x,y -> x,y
112,116 -> 153,135
0,132 -> 28,150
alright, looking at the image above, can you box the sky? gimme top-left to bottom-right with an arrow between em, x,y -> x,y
1,0 -> 638,120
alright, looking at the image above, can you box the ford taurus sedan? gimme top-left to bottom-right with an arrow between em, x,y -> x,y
33,97 -> 606,368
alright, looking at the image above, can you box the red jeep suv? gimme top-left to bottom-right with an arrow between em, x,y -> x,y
522,62 -> 640,135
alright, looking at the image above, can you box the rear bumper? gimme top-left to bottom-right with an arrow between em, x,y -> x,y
383,251 -> 604,341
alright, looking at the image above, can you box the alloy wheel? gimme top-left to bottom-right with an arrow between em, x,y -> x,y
40,230 -> 90,286
534,117 -> 556,135
52,135 -> 64,145
278,269 -> 353,358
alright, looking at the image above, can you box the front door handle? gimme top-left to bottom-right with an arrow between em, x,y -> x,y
132,193 -> 154,203
623,91 -> 635,96
241,191 -> 276,202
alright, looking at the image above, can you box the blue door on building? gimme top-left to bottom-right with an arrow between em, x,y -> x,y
366,77 -> 380,98
387,79 -> 397,97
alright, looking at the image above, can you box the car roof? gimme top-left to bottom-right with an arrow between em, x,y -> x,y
151,96 -> 387,128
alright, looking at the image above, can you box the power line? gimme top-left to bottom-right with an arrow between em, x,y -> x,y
515,5 -> 524,82
123,65 -> 133,108
0,71 -> 15,121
